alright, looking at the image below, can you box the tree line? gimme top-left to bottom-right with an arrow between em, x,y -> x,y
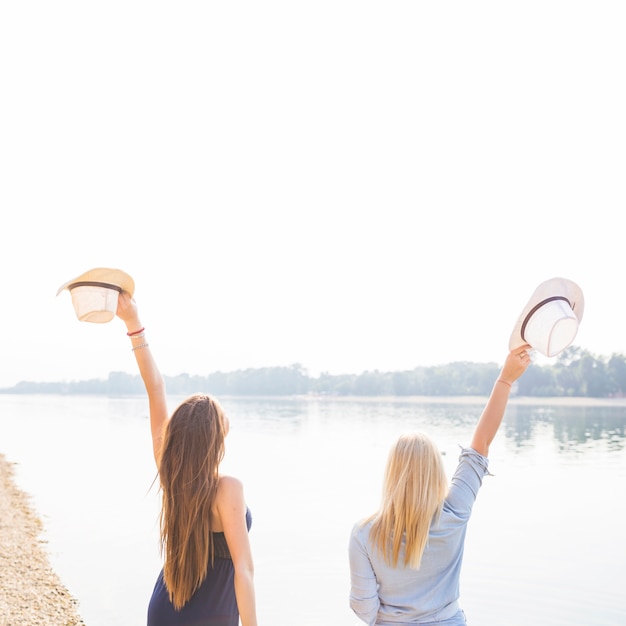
3,347 -> 626,398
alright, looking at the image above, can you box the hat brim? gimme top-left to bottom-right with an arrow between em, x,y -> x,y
56,268 -> 135,297
509,277 -> 584,352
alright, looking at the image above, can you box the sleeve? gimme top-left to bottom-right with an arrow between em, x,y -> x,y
444,447 -> 490,520
348,523 -> 380,625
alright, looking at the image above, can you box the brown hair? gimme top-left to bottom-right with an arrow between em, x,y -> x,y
367,432 -> 448,568
157,394 -> 228,609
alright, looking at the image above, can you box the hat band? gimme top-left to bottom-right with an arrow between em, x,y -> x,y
520,296 -> 571,342
68,281 -> 123,293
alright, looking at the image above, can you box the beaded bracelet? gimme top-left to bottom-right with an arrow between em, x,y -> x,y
132,343 -> 149,351
129,332 -> 146,340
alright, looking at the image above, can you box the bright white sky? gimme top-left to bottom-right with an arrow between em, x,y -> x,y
1,2 -> 625,388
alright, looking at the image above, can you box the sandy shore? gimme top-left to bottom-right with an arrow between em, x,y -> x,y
0,453 -> 85,626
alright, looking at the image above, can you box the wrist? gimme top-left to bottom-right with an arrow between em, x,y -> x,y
125,319 -> 143,333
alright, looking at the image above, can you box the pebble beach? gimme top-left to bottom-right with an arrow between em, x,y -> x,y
0,453 -> 85,626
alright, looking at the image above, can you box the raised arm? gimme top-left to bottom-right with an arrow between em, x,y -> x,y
116,291 -> 169,466
470,344 -> 531,457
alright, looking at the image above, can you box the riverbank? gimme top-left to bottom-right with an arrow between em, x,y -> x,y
0,453 -> 85,626
295,393 -> 626,406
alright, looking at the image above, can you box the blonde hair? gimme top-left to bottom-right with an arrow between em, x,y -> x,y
367,432 -> 448,569
157,394 -> 228,610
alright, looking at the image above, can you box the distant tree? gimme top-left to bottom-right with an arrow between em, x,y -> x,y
517,363 -> 557,396
352,371 -> 393,396
2,349 -> 626,398
607,353 -> 626,396
576,353 -> 609,397
107,371 -> 142,395
390,370 -> 414,396
553,347 -> 585,396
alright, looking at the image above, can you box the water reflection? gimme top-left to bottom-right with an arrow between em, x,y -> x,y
219,396 -> 626,455
504,404 -> 626,452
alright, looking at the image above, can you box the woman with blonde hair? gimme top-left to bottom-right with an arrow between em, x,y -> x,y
116,292 -> 257,626
349,345 -> 531,625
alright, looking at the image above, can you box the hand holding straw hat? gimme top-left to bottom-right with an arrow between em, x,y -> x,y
57,267 -> 135,323
509,277 -> 584,358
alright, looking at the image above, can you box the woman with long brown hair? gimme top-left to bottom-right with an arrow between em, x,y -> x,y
349,345 -> 531,625
116,291 -> 257,626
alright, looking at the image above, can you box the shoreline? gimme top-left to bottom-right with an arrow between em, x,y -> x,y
3,391 -> 626,408
285,394 -> 626,407
0,453 -> 85,626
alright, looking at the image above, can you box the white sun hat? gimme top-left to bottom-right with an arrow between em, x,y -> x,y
56,267 -> 135,323
509,277 -> 584,357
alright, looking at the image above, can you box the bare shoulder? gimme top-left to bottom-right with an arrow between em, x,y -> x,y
216,475 -> 245,502
218,474 -> 243,489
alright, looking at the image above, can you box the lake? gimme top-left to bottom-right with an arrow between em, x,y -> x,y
1,393 -> 625,626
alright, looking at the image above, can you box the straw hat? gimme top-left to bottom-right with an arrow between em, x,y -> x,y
56,267 -> 135,323
509,277 -> 584,357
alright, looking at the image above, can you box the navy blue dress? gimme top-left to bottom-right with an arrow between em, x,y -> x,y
147,508 -> 252,626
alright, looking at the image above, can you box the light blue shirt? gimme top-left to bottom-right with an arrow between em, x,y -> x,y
348,447 -> 490,626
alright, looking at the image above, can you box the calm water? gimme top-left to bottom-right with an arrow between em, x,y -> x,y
1,394 -> 625,626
